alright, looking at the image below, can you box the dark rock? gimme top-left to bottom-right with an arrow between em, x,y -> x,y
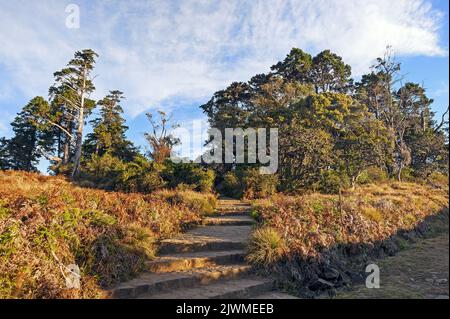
340,271 -> 352,285
322,267 -> 340,280
347,244 -> 362,256
382,240 -> 398,256
309,278 -> 334,291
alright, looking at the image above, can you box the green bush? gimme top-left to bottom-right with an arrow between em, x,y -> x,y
140,170 -> 166,193
81,153 -> 125,190
400,167 -> 415,182
162,162 -> 215,192
316,169 -> 350,194
80,154 -> 165,193
220,168 -> 278,199
175,183 -> 196,191
242,168 -> 279,199
357,166 -> 389,184
153,189 -> 217,215
221,171 -> 243,198
427,172 -> 449,188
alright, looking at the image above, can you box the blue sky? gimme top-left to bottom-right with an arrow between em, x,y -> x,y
0,0 -> 448,171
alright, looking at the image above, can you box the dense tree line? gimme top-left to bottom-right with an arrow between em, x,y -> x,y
0,50 -> 214,193
201,47 -> 448,195
0,48 -> 448,197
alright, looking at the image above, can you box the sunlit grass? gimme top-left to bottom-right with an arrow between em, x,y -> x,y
0,170 -> 216,298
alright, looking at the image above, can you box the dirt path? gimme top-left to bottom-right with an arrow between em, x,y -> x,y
336,232 -> 449,299
110,198 -> 297,299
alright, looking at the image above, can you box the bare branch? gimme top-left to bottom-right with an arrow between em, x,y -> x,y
434,106 -> 449,133
36,145 -> 62,162
46,119 -> 74,138
57,94 -> 81,110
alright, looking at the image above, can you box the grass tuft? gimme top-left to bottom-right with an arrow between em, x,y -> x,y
247,227 -> 286,266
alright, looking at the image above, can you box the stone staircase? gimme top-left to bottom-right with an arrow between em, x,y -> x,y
110,198 -> 297,299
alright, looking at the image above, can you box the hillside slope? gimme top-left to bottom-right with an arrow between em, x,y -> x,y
0,171 -> 216,298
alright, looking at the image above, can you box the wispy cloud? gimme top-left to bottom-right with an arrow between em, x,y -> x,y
0,0 -> 446,117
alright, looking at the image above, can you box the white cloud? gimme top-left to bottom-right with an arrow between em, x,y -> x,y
0,0 -> 446,117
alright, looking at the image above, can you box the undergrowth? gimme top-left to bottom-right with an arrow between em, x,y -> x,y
0,170 -> 216,298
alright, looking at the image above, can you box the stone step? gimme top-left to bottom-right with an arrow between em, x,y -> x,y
218,198 -> 250,203
217,203 -> 252,208
217,202 -> 252,207
159,239 -> 246,254
217,199 -> 252,207
203,215 -> 255,226
158,225 -> 251,254
147,250 -> 246,273
215,209 -> 253,216
138,276 -> 275,299
112,264 -> 252,299
216,205 -> 252,209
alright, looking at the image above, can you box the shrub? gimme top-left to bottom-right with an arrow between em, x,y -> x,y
151,189 -> 217,215
427,172 -> 449,189
247,227 -> 286,266
400,167 -> 415,182
79,154 -> 167,194
81,153 -> 125,190
220,168 -> 278,199
357,166 -> 389,184
242,168 -> 279,199
115,155 -> 165,193
175,183 -> 196,191
316,169 -> 350,194
140,170 -> 166,193
221,171 -> 243,198
162,162 -> 215,192
196,169 -> 215,192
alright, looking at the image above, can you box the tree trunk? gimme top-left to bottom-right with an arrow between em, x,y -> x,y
70,68 -> 86,178
70,107 -> 84,178
62,139 -> 70,165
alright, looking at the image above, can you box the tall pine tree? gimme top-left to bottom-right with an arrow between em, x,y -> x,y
35,49 -> 98,177
84,90 -> 137,161
0,137 -> 10,170
7,97 -> 53,171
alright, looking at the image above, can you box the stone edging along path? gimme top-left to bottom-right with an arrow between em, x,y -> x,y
109,198 -> 297,299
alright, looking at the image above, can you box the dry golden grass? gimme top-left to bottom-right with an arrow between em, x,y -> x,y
251,182 -> 449,260
246,227 -> 286,266
0,170 -> 216,298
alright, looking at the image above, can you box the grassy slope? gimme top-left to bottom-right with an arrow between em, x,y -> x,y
0,171 -> 216,298
249,181 -> 449,297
